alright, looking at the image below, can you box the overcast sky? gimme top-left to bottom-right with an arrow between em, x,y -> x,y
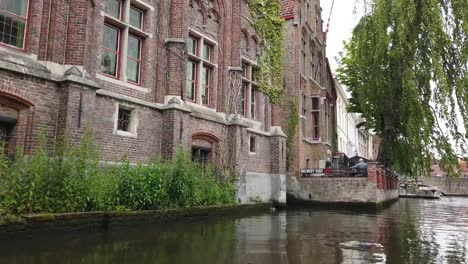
320,0 -> 363,73
320,1 -> 467,154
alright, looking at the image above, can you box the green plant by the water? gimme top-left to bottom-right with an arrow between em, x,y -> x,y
0,131 -> 236,215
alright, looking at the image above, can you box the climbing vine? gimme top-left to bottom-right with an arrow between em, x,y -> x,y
248,0 -> 285,104
286,99 -> 298,170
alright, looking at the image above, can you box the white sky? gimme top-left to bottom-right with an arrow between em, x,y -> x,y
320,0 -> 467,155
320,0 -> 363,73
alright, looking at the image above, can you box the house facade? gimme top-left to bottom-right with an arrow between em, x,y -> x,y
0,0 -> 287,203
280,0 -> 337,174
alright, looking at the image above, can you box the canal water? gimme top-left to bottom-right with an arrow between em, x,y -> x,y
0,197 -> 467,264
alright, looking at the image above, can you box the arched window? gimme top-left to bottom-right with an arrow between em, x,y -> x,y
191,133 -> 219,167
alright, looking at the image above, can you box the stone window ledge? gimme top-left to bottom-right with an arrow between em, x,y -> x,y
302,137 -> 321,144
97,74 -> 149,93
114,130 -> 137,138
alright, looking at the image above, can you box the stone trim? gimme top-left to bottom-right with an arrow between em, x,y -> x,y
165,38 -> 186,44
96,89 -> 163,110
96,74 -> 149,93
0,52 -> 99,89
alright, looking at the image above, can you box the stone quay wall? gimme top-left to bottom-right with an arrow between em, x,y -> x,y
418,176 -> 468,196
287,162 -> 399,206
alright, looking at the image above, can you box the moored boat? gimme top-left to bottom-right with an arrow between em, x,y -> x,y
399,181 -> 441,199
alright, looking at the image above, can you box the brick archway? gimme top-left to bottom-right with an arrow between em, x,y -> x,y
191,132 -> 220,165
0,91 -> 35,156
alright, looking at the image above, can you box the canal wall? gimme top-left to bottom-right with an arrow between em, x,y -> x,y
0,204 -> 273,237
287,177 -> 398,205
236,172 -> 286,205
418,176 -> 468,196
287,162 -> 399,206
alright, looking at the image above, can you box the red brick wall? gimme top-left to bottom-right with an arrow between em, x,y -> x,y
0,0 -> 286,175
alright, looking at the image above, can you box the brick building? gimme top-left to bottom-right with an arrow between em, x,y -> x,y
280,0 -> 337,174
0,0 -> 287,203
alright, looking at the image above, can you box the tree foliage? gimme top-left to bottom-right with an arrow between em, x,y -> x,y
337,0 -> 467,176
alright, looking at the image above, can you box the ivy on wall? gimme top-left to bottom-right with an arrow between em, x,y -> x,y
286,99 -> 298,170
248,0 -> 285,104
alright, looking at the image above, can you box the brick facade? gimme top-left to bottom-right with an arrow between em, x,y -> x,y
0,0 -> 286,188
280,0 -> 337,175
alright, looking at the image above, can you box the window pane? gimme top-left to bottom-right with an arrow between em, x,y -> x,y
117,108 -> 131,131
105,0 -> 120,19
129,7 -> 143,29
0,13 -> 25,48
187,37 -> 197,54
127,59 -> 140,83
250,136 -> 256,152
202,44 -> 210,61
102,50 -> 117,76
240,84 -> 246,116
0,0 -> 28,16
250,90 -> 256,119
312,97 -> 319,110
103,25 -> 119,51
186,61 -> 196,101
252,66 -> 259,83
202,67 -> 210,105
313,112 -> 320,139
242,63 -> 248,78
127,35 -> 140,59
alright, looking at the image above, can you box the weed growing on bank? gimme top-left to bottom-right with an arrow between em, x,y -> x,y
0,131 -> 236,215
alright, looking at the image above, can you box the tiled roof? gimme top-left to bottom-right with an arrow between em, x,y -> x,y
280,0 -> 295,19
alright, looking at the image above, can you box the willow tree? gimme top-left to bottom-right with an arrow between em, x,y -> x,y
337,0 -> 467,176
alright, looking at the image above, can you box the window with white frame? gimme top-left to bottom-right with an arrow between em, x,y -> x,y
0,0 -> 29,49
241,60 -> 258,120
311,97 -> 320,140
186,33 -> 216,106
115,105 -> 137,136
102,0 -> 150,85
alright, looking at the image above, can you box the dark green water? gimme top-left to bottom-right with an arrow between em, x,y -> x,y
0,197 -> 467,264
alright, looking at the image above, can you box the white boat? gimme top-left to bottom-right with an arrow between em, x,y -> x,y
399,181 -> 441,199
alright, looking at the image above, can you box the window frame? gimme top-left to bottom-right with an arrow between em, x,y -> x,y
101,0 -> 149,86
250,89 -> 256,120
126,34 -> 142,85
201,66 -> 210,106
0,0 -> 31,51
129,5 -> 144,30
249,135 -> 257,154
302,94 -> 307,137
311,97 -> 320,140
240,83 -> 246,116
102,23 -> 122,79
186,31 -> 216,107
114,104 -> 138,137
117,108 -> 132,132
241,59 -> 258,120
105,0 -> 123,20
186,59 -> 198,102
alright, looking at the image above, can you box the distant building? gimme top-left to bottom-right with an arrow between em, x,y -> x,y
280,0 -> 337,173
431,157 -> 468,177
335,80 -> 361,158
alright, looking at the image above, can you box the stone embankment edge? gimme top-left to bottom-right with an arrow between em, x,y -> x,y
0,203 -> 273,235
286,194 -> 398,210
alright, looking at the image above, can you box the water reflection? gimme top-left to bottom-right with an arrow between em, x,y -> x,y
0,198 -> 466,264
